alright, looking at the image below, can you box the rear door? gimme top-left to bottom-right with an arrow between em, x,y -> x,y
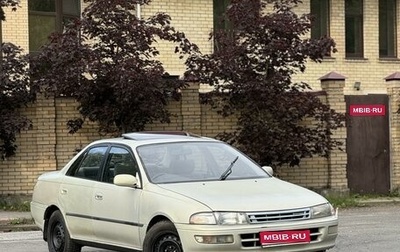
60,145 -> 109,241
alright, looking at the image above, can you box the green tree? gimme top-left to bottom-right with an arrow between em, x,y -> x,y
30,0 -> 198,134
1,1 -> 33,159
185,0 -> 344,166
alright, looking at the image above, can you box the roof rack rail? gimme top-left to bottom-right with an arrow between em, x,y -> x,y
122,131 -> 200,140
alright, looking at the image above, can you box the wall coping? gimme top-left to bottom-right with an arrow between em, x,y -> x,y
385,72 -> 400,81
319,71 -> 346,81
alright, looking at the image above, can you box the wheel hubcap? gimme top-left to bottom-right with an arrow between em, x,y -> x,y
156,234 -> 182,252
52,222 -> 65,252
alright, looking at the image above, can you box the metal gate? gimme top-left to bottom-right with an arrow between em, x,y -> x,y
345,94 -> 390,194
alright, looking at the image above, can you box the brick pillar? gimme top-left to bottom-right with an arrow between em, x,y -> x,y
34,94 -> 57,172
179,82 -> 202,135
386,72 -> 400,191
319,72 -> 348,192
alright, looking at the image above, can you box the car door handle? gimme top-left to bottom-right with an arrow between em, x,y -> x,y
60,189 -> 68,195
94,193 -> 103,200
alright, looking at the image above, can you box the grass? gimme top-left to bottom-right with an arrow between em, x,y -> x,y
325,194 -> 360,208
325,191 -> 400,209
0,201 -> 30,212
0,197 -> 31,212
9,217 -> 35,225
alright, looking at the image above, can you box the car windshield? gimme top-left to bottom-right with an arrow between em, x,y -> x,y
137,141 -> 270,183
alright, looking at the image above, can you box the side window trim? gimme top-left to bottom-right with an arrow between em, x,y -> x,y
67,144 -> 110,181
100,144 -> 141,186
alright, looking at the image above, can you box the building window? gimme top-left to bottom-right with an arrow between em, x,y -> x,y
379,0 -> 397,58
345,0 -> 364,58
213,0 -> 231,51
29,0 -> 80,53
213,0 -> 231,32
310,0 -> 330,39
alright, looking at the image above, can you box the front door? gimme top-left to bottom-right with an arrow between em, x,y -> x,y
345,94 -> 390,194
92,146 -> 142,249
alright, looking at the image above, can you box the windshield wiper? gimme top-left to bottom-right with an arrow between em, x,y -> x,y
219,156 -> 239,181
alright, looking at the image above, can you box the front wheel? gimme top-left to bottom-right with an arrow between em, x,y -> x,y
47,210 -> 81,252
143,220 -> 183,252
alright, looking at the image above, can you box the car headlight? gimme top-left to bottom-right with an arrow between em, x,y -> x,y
190,212 -> 248,225
311,203 -> 336,219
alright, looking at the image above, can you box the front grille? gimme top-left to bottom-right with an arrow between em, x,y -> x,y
240,228 -> 321,248
247,208 -> 311,224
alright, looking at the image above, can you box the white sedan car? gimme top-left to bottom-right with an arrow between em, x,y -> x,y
31,132 -> 338,252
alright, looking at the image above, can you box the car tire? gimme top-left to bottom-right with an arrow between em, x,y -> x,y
47,210 -> 81,252
143,220 -> 183,252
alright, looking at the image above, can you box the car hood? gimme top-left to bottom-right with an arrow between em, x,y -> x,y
157,177 -> 328,211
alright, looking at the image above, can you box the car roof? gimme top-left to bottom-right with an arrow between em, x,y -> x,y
122,131 -> 201,140
88,131 -> 219,147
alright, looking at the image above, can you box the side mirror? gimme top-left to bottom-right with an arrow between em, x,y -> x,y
262,166 -> 274,176
114,174 -> 138,188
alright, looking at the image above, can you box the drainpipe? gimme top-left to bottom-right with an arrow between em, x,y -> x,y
0,20 -> 2,82
136,3 -> 141,19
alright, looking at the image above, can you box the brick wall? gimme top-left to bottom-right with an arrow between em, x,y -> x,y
0,81 -> 348,195
3,77 -> 400,196
293,1 -> 400,95
142,0 -> 213,77
1,1 -> 28,50
0,95 -> 57,195
274,76 -> 348,191
386,76 -> 400,190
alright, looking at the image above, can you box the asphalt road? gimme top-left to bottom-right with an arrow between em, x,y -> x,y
0,231 -> 112,252
330,203 -> 400,252
1,204 -> 400,252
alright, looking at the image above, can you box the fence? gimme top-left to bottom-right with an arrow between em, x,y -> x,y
4,73 -> 400,196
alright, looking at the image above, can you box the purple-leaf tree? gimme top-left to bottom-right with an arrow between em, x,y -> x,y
30,0 -> 198,134
1,1 -> 33,159
185,0 -> 344,167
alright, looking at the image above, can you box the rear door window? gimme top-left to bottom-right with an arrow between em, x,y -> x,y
69,146 -> 108,180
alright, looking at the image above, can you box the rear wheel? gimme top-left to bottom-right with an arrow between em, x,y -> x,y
47,210 -> 81,252
143,220 -> 183,252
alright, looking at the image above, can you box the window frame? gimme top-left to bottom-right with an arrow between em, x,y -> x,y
345,0 -> 364,58
67,145 -> 109,181
378,0 -> 397,58
213,0 -> 231,32
28,0 -> 81,53
310,0 -> 330,39
101,145 -> 140,185
212,0 -> 232,52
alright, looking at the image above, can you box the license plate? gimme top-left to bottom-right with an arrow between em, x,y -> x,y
259,230 -> 311,246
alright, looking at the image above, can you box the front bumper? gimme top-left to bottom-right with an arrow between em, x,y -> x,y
176,216 -> 338,252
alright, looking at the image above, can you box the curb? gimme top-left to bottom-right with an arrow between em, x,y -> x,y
356,199 -> 400,206
0,216 -> 39,233
0,224 -> 40,233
